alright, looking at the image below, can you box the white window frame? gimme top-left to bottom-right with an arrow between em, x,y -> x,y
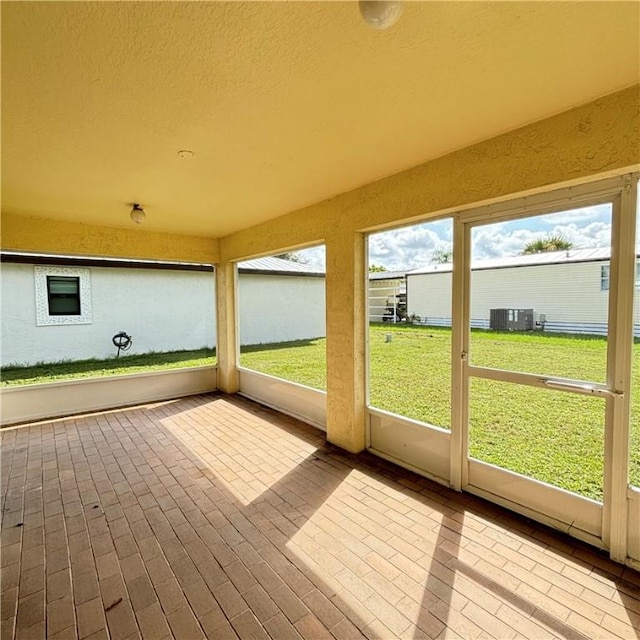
601,264 -> 610,291
35,266 -> 92,326
601,263 -> 639,291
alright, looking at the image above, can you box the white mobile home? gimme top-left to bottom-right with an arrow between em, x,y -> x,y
1,253 -> 218,367
1,253 -> 216,366
407,247 -> 640,336
1,253 -> 327,367
237,256 -> 326,345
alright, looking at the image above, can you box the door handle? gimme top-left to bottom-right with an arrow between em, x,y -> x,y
541,379 -> 623,399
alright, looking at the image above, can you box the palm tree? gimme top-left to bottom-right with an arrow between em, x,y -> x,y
275,252 -> 304,263
521,235 -> 573,255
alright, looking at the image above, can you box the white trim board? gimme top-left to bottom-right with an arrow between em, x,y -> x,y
238,367 -> 327,431
0,366 -> 217,426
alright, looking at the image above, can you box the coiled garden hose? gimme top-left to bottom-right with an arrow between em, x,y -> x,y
112,331 -> 133,358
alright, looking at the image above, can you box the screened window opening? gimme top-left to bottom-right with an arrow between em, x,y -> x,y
367,218 -> 454,430
238,246 -> 327,390
47,276 -> 81,315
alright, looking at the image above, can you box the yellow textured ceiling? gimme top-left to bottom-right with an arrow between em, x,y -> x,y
2,1 -> 639,238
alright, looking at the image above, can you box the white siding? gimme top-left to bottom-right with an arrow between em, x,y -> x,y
407,272 -> 452,326
470,261 -> 610,330
1,264 -> 216,366
1,264 -> 327,367
238,274 -> 325,345
408,260 -> 640,335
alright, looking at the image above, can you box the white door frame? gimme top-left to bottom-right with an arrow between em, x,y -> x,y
450,174 -> 638,558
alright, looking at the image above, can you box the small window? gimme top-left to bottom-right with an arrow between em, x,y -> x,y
600,263 -> 640,290
601,265 -> 609,291
35,266 -> 92,326
47,276 -> 81,315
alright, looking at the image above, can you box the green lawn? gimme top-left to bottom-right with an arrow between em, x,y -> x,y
240,339 -> 328,389
240,324 -> 640,500
1,348 -> 216,386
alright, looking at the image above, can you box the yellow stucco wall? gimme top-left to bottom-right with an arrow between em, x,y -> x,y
218,85 -> 639,453
325,229 -> 367,452
1,213 -> 219,264
216,262 -> 240,394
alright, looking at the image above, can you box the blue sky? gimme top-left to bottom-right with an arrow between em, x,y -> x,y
294,202 -> 638,272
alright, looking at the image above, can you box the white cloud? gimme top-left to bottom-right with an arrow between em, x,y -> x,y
369,220 -> 453,271
542,203 -> 611,225
296,245 -> 326,269
472,226 -> 534,259
471,220 -> 612,260
550,221 -> 611,249
365,205 -> 616,270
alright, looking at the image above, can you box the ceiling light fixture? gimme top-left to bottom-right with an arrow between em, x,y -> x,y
359,1 -> 403,29
130,203 -> 146,224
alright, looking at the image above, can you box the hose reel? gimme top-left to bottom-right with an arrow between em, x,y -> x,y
112,331 -> 132,358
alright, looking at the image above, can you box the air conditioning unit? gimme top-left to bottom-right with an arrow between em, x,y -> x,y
490,308 -> 534,331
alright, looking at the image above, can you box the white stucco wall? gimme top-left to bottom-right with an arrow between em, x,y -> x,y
1,263 -> 217,366
238,274 -> 325,345
1,264 -> 327,366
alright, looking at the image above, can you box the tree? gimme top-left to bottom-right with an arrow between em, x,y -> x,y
521,235 -> 573,255
275,252 -> 306,263
369,264 -> 387,273
430,249 -> 452,264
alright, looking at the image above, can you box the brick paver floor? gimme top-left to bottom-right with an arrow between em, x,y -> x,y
2,393 -> 639,639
